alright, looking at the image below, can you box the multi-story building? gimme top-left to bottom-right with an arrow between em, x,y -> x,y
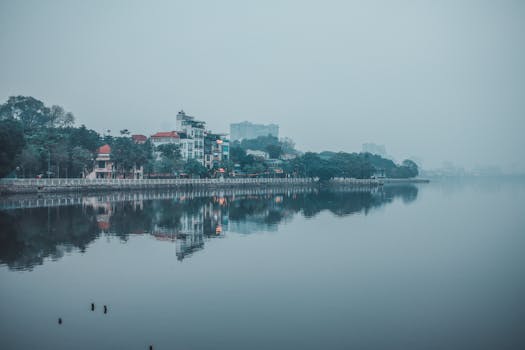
150,131 -> 181,161
230,121 -> 279,141
204,132 -> 230,170
150,111 -> 229,167
150,131 -> 180,147
176,110 -> 205,163
91,144 -> 113,179
87,144 -> 143,179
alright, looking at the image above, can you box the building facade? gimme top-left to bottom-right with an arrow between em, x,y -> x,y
176,110 -> 205,163
92,144 -> 113,179
230,121 -> 279,141
87,144 -> 143,179
150,110 -> 229,167
150,131 -> 180,147
204,132 -> 230,170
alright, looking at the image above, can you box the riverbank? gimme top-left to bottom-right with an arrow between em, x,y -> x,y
0,177 -> 428,195
0,177 -> 372,195
0,180 -> 428,211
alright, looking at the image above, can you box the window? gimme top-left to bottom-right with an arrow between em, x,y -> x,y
98,161 -> 106,169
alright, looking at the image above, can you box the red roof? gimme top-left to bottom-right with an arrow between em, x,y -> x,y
132,134 -> 147,142
97,221 -> 110,230
151,131 -> 179,138
97,144 -> 111,154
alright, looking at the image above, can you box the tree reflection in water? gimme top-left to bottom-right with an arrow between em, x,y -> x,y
0,185 -> 418,270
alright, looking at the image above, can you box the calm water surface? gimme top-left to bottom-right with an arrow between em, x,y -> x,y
1,180 -> 524,350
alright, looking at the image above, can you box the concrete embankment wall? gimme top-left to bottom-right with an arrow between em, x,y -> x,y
0,178 -> 385,195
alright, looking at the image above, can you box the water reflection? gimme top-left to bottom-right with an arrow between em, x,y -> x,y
0,185 -> 418,270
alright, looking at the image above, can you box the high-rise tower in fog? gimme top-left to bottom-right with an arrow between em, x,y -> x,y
230,121 -> 279,141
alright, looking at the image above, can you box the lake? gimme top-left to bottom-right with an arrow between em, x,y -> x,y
1,179 -> 524,350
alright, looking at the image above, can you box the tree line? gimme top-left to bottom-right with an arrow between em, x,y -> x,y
226,136 -> 418,180
0,95 -> 418,180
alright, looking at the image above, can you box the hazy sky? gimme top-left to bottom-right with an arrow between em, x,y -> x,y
1,0 -> 524,170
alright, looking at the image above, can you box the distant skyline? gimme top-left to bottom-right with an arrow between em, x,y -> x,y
1,0 -> 524,171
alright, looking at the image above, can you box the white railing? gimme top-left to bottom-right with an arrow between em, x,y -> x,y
0,177 -> 317,187
0,177 -> 387,194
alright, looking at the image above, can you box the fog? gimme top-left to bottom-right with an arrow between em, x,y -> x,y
1,0 -> 524,171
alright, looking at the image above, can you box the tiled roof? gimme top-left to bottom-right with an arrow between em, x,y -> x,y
151,131 -> 179,138
98,144 -> 111,154
132,134 -> 147,141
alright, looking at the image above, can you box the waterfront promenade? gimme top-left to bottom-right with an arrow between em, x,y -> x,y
0,177 -> 387,195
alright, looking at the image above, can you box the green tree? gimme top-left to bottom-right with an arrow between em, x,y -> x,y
49,105 -> 75,128
0,96 -> 75,131
70,146 -> 93,178
0,119 -> 25,177
229,144 -> 247,164
15,145 -> 41,177
183,159 -> 208,178
69,125 -> 100,153
157,143 -> 181,160
240,135 -> 280,151
265,144 -> 282,159
110,137 -> 148,178
154,143 -> 182,174
402,159 -> 419,177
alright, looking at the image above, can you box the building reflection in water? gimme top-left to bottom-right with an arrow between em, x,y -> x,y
0,185 -> 418,270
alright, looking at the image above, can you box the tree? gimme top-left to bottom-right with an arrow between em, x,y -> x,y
70,146 -> 93,177
303,154 -> 339,181
280,137 -> 297,154
15,145 -> 41,177
388,160 -> 419,178
0,96 -> 75,131
109,136 -> 153,178
183,159 -> 208,178
154,143 -> 181,174
157,144 -> 181,160
50,141 -> 69,177
331,152 -> 375,179
110,137 -> 139,178
402,159 -> 419,177
69,125 -> 101,153
0,96 -> 51,131
240,135 -> 280,151
229,144 -> 247,164
0,120 -> 25,177
244,161 -> 267,176
49,105 -> 75,128
265,144 -> 282,159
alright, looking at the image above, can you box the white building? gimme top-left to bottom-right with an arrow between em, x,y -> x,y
86,144 -> 143,179
204,132 -> 230,170
246,149 -> 269,159
150,131 -> 180,147
150,131 -> 180,160
176,110 -> 205,164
